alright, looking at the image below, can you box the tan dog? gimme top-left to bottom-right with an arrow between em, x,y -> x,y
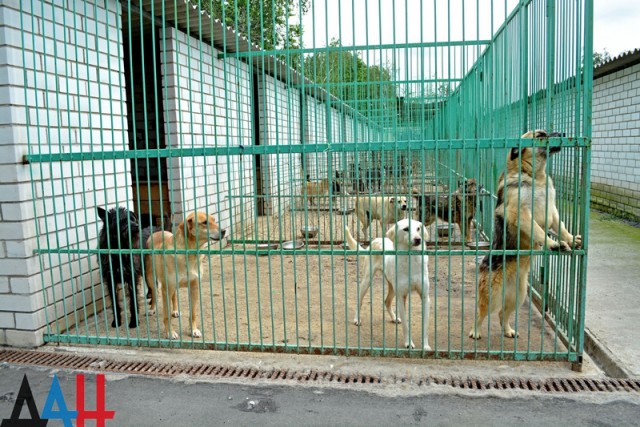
414,179 -> 481,242
145,211 -> 226,340
469,130 -> 581,340
355,196 -> 409,239
345,218 -> 431,350
305,178 -> 329,205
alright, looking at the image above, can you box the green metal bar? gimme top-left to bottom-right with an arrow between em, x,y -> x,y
43,332 -> 580,361
577,0 -> 594,361
24,137 -> 590,163
219,39 -> 492,59
26,0 -> 591,362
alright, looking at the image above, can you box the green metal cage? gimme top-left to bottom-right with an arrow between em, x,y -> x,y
21,0 -> 592,363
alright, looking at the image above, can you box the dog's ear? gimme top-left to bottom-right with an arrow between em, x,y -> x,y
510,147 -> 522,161
186,214 -> 196,234
388,197 -> 395,203
421,225 -> 430,243
385,224 -> 396,242
97,207 -> 107,222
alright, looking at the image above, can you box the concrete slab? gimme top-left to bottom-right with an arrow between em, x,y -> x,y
36,343 -> 604,387
585,211 -> 640,377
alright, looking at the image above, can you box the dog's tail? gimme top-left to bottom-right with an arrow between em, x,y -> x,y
344,225 -> 364,251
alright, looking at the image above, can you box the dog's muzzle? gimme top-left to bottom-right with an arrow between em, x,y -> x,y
210,229 -> 227,241
412,238 -> 422,247
548,132 -> 563,154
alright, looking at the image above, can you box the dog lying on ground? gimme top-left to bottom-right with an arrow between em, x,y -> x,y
355,196 -> 409,239
468,130 -> 582,340
414,179 -> 481,242
345,218 -> 431,350
144,211 -> 226,340
304,176 -> 329,205
97,206 -> 157,328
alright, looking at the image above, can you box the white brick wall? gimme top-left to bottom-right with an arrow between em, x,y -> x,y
257,75 -> 302,215
592,62 -> 640,220
304,97 -> 328,179
0,1 -> 386,348
163,28 -> 254,231
0,0 -> 128,347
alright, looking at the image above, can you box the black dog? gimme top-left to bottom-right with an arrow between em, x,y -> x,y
413,179 -> 482,242
331,170 -> 344,203
97,207 -> 154,328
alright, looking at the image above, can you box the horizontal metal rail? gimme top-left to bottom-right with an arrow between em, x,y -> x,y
219,40 -> 492,59
24,138 -> 590,163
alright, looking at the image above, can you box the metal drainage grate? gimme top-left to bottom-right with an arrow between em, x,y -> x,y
1,349 -> 638,393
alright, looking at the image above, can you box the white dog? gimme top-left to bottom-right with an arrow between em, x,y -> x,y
344,218 -> 431,350
355,196 -> 408,238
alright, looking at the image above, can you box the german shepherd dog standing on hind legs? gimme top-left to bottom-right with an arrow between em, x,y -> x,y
468,130 -> 582,340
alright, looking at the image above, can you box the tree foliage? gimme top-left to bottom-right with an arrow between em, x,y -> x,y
202,0 -> 309,53
303,39 -> 398,121
593,49 -> 611,67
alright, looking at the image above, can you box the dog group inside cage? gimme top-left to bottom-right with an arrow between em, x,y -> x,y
88,128 -> 585,357
24,0 -> 591,361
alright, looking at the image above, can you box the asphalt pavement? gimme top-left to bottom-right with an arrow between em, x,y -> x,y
0,363 -> 639,427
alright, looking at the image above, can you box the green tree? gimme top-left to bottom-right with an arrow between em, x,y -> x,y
593,49 -> 611,67
201,0 -> 309,67
303,38 -> 398,122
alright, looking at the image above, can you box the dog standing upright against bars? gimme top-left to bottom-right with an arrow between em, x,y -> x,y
469,130 -> 582,340
144,211 -> 226,340
345,218 -> 431,350
414,178 -> 481,242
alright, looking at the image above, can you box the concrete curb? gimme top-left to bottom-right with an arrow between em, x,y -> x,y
584,327 -> 632,378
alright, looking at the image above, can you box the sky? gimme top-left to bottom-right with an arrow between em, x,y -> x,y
300,0 -> 640,60
593,0 -> 640,57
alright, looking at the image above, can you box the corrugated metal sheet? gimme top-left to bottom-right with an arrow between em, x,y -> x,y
594,48 -> 640,79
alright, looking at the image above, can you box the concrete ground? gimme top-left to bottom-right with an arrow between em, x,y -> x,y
584,211 -> 640,377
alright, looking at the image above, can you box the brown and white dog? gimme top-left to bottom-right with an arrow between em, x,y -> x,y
145,211 -> 226,340
345,218 -> 431,350
414,179 -> 481,242
468,130 -> 581,340
355,196 -> 409,239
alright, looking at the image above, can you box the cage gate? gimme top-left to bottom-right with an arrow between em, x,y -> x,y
21,0 -> 592,362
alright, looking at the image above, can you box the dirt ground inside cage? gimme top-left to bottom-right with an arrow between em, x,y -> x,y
67,211 -> 568,355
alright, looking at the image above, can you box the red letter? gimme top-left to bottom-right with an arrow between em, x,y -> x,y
75,374 -> 116,427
